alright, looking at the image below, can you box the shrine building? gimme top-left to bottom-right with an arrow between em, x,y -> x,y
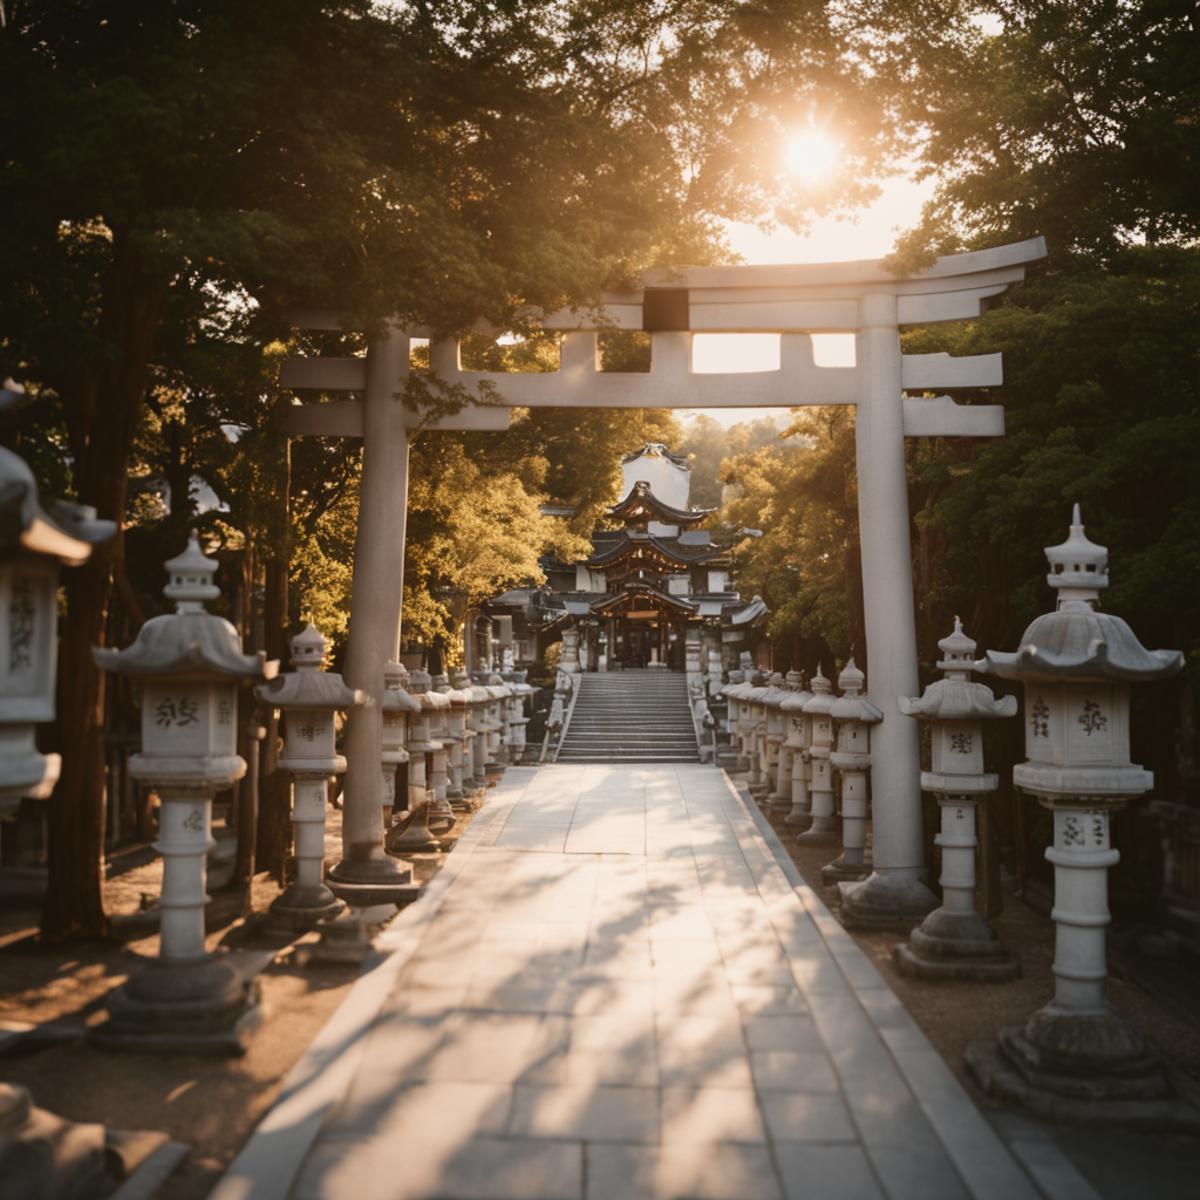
476,443 -> 767,671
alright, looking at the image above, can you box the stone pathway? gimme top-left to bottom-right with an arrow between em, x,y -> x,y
216,765 -> 1088,1200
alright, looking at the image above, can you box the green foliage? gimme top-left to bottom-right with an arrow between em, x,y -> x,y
680,413 -> 786,508
865,0 -> 1200,264
718,410 -> 861,670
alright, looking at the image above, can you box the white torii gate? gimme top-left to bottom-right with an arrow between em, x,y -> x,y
283,236 -> 1045,924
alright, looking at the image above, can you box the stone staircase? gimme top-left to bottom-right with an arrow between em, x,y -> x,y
555,669 -> 700,763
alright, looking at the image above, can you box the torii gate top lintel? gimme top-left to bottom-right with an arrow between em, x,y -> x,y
281,236 -> 1045,438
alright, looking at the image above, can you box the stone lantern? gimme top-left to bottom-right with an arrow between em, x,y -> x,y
781,672 -> 814,828
560,627 -> 581,673
381,661 -> 420,828
969,506 -> 1191,1122
436,672 -> 471,809
720,670 -> 747,770
461,670 -> 491,794
423,683 -> 455,823
742,672 -> 771,799
824,659 -> 882,885
893,617 -> 1019,980
760,672 -> 790,805
92,533 -> 276,1053
503,667 -> 534,764
388,668 -> 448,854
767,670 -> 802,813
0,443 -> 114,815
797,667 -> 837,845
481,670 -> 510,785
254,623 -> 365,931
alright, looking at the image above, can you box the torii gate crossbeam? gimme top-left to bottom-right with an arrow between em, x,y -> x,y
284,236 -> 1046,925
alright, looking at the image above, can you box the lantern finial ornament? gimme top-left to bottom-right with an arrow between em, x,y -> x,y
291,622 -> 329,669
938,617 -> 976,676
163,530 -> 220,611
1045,503 -> 1108,604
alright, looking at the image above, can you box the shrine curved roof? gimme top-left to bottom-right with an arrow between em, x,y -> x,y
605,479 -> 713,527
589,581 -> 698,617
586,529 -> 725,567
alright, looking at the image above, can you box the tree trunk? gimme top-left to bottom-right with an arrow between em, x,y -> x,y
41,226 -> 168,943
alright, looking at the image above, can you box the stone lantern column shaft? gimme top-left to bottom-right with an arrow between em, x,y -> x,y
938,799 -> 979,917
157,789 -> 215,961
1047,806 -> 1118,1013
340,325 -> 410,869
291,776 -> 331,894
839,769 -> 869,867
842,294 -> 931,917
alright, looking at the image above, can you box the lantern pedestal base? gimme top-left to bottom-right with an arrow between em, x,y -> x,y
837,871 -> 937,931
302,903 -> 397,967
387,807 -> 444,855
893,910 -> 1020,981
485,763 -> 505,785
0,1082 -> 167,1198
89,952 -> 261,1057
327,853 -> 419,907
783,805 -> 811,829
265,882 -> 344,933
821,855 -> 871,886
966,1012 -> 1200,1131
795,817 -> 838,847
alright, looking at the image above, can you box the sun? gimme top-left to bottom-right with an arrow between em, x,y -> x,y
784,129 -> 839,184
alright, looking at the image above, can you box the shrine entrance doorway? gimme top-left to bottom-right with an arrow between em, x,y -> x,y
281,236 -> 1045,926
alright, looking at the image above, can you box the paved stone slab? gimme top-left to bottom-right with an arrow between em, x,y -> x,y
215,765 -> 1053,1200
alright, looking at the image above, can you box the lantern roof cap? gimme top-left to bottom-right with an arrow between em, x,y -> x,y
901,619 -> 1016,720
781,673 -> 813,712
899,676 -> 1017,721
382,661 -> 421,713
803,665 -> 836,715
255,621 -> 363,709
1045,503 -> 1107,603
831,659 -> 882,723
980,511 -> 1183,684
979,610 -> 1183,684
96,535 -> 277,683
0,445 -> 116,564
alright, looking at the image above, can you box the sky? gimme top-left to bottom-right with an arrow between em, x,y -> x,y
681,171 -> 933,428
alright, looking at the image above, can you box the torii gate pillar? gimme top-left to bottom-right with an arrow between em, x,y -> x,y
328,325 -> 415,901
842,293 -> 934,927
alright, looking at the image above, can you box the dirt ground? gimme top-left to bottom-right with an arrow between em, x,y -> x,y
0,802 -> 480,1199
